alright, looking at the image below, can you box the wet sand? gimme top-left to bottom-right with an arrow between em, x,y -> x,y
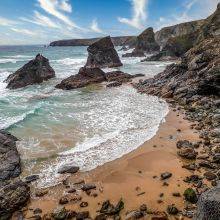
23,107 -> 200,219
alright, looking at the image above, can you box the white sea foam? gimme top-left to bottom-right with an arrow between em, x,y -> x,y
54,57 -> 86,66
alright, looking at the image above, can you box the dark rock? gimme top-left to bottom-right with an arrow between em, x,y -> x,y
35,189 -> 48,197
100,199 -> 124,215
167,205 -> 179,215
105,71 -> 134,83
106,82 -> 122,88
25,174 -> 39,183
33,208 -> 42,215
59,196 -> 69,205
176,140 -> 193,149
195,185 -> 220,219
80,202 -> 88,208
95,214 -> 107,220
57,165 -> 79,174
139,204 -> 147,212
125,210 -> 144,219
6,54 -> 55,89
204,171 -> 217,181
56,67 -> 106,90
183,188 -> 198,203
122,50 -> 145,58
0,130 -> 20,181
52,207 -> 68,220
0,180 -> 30,219
182,163 -> 197,171
198,161 -> 215,169
172,192 -> 181,197
160,172 -> 172,180
76,211 -> 90,220
81,183 -> 96,191
177,147 -> 197,159
85,36 -> 122,68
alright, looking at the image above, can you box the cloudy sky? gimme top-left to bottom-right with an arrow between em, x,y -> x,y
0,0 -> 219,45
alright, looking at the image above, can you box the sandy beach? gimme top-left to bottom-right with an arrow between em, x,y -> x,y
22,106 -> 201,219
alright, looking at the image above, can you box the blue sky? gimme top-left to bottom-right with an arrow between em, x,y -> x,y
0,0 -> 219,45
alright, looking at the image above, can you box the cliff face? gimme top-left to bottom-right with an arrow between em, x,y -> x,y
50,36 -> 134,47
155,20 -> 204,47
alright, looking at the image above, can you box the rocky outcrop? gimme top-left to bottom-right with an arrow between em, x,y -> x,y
194,185 -> 220,219
0,131 -> 30,219
122,27 -> 159,57
56,67 -> 106,90
155,20 -> 204,48
6,54 -> 55,89
0,130 -> 21,181
85,36 -> 122,68
0,181 -> 30,219
56,67 -> 142,90
50,36 -> 135,47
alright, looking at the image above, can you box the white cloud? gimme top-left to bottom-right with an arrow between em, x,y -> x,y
10,28 -> 38,36
118,0 -> 148,29
59,0 -> 72,13
37,0 -> 78,28
90,19 -> 104,34
20,11 -> 60,28
0,17 -> 17,27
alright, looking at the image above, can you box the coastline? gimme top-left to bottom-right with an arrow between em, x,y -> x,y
23,106 -> 201,219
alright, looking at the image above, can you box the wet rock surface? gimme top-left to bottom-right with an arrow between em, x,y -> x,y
6,54 -> 55,89
0,180 -> 30,219
0,130 -> 21,181
85,36 -> 122,68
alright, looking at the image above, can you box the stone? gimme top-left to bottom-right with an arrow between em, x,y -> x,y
95,214 -> 107,220
167,205 -> 179,215
57,165 -> 79,174
161,172 -> 172,180
177,147 -> 197,159
25,174 -> 39,183
81,183 -> 96,191
0,130 -> 21,181
56,67 -> 106,90
33,208 -> 42,215
204,171 -> 217,181
6,54 -> 55,89
35,189 -> 48,197
52,207 -> 68,220
100,199 -> 124,215
0,180 -> 30,219
139,204 -> 147,212
106,82 -> 122,88
125,210 -> 144,219
80,202 -> 88,208
76,211 -> 90,220
176,140 -> 193,149
183,188 -> 198,203
59,196 -> 69,205
85,36 -> 122,68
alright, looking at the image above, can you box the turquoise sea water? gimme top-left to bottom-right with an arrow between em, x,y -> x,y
0,45 -> 170,187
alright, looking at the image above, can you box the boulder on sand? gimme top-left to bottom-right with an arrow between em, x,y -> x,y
85,36 -> 123,68
0,130 -> 21,181
6,54 -> 55,89
56,67 -> 106,90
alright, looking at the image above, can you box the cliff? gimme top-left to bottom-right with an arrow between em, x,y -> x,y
155,20 -> 204,47
50,36 -> 135,47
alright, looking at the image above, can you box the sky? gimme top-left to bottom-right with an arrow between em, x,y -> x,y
0,0 -> 219,45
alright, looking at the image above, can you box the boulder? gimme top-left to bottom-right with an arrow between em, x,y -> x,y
0,180 -> 30,219
0,130 -> 21,181
85,36 -> 122,68
105,71 -> 133,82
56,67 -> 106,90
194,185 -> 220,219
6,54 -> 55,89
58,165 -> 79,174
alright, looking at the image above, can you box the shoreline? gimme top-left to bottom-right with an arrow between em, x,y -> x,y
22,105 -> 201,219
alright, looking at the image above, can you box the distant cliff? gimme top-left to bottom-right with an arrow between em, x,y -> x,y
155,20 -> 204,47
50,36 -> 135,47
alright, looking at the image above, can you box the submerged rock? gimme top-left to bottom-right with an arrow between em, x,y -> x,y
183,188 -> 198,203
0,180 -> 30,219
6,54 -> 55,89
85,36 -> 122,68
0,130 -> 20,181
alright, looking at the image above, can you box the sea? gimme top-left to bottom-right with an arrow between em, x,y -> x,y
0,45 -> 171,188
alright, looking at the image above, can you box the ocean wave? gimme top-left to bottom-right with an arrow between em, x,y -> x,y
54,57 -> 86,66
0,106 -> 41,130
